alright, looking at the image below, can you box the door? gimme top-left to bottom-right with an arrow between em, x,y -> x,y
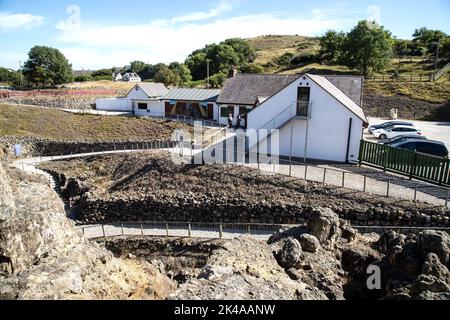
165,102 -> 173,115
207,104 -> 214,120
297,87 -> 310,117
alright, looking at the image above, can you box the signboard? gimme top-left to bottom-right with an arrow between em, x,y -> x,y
14,144 -> 22,157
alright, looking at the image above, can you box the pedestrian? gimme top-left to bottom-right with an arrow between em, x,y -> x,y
236,113 -> 242,129
228,113 -> 233,128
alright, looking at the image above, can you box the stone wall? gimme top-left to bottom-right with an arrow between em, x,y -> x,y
0,97 -> 97,110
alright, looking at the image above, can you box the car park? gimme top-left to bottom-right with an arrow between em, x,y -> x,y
374,126 -> 422,140
390,139 -> 449,158
368,121 -> 415,134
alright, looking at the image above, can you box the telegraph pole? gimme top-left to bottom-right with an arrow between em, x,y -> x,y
434,41 -> 440,76
206,59 -> 210,89
19,61 -> 24,88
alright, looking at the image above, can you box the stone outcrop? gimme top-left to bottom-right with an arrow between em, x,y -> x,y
0,163 -> 175,299
0,97 -> 98,110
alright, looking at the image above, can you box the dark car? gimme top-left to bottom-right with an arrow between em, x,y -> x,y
381,134 -> 428,145
368,121 -> 414,134
390,139 -> 449,158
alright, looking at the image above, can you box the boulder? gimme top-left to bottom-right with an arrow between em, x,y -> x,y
298,234 -> 321,253
276,238 -> 303,269
416,231 -> 450,265
307,208 -> 341,248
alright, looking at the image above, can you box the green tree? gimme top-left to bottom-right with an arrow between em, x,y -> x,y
208,72 -> 227,88
169,62 -> 192,86
185,50 -> 208,81
130,61 -> 147,75
240,63 -> 265,74
441,37 -> 450,61
342,21 -> 394,76
319,30 -> 346,63
223,38 -> 255,63
276,52 -> 295,67
154,65 -> 180,86
0,67 -> 22,86
413,27 -> 447,53
23,46 -> 73,87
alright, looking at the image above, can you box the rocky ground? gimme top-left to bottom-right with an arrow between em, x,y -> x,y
0,97 -> 99,110
39,152 -> 450,227
363,89 -> 450,121
0,162 -> 175,300
104,208 -> 450,300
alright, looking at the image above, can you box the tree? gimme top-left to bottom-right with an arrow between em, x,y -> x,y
154,65 -> 179,86
441,37 -> 450,61
342,21 -> 394,76
277,52 -> 295,67
130,61 -> 147,75
23,46 -> 73,87
319,30 -> 346,63
0,67 -> 22,86
413,27 -> 447,53
169,62 -> 192,86
240,63 -> 264,74
185,50 -> 208,81
208,72 -> 227,88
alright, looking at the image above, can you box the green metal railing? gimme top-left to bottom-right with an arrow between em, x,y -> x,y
359,140 -> 450,187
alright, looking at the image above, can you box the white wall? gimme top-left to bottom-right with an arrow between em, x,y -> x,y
96,98 -> 131,111
247,75 -> 364,163
127,85 -> 150,100
133,100 -> 163,117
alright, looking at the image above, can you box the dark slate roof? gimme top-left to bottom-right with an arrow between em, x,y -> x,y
163,88 -> 221,102
324,75 -> 364,106
217,74 -> 300,105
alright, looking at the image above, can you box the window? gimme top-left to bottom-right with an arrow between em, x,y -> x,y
400,142 -> 416,151
221,106 -> 234,118
297,87 -> 310,117
138,103 -> 147,110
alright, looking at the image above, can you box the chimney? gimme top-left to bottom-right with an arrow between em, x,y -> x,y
229,66 -> 238,78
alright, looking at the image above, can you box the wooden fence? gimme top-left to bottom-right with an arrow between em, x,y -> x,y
359,140 -> 450,187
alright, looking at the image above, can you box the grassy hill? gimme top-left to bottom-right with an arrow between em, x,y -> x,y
0,104 -> 193,142
247,35 -> 450,104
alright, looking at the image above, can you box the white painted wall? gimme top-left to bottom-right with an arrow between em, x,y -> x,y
133,100 -> 163,117
247,75 -> 364,163
127,85 -> 151,100
96,98 -> 131,111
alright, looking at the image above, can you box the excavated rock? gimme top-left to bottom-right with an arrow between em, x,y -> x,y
0,163 -> 175,300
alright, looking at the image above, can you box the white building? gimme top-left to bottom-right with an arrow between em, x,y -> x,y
218,73 -> 367,163
122,73 -> 141,83
96,83 -> 168,116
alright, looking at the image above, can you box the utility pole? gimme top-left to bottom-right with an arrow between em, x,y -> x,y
206,59 -> 210,89
19,61 -> 24,88
434,41 -> 440,76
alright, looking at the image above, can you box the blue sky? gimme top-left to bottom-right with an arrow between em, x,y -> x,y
0,0 -> 449,70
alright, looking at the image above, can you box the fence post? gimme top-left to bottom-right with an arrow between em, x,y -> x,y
363,175 -> 367,192
121,223 -> 124,236
387,179 -> 390,197
342,172 -> 345,188
446,189 -> 449,207
101,225 -> 106,238
141,223 -> 144,236
304,164 -> 308,180
414,183 -> 418,201
165,223 -> 169,237
219,223 -> 223,239
289,162 -> 292,176
188,223 -> 192,238
323,168 -> 327,184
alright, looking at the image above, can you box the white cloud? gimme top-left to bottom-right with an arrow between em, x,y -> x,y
171,0 -> 232,23
0,12 -> 44,31
56,12 -> 354,69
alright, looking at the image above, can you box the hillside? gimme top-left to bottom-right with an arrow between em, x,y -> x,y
0,104 -> 192,142
246,35 -> 450,110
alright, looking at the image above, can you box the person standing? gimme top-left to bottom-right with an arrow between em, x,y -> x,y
228,113 -> 233,128
236,113 -> 242,129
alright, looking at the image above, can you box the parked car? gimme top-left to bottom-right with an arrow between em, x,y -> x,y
374,126 -> 422,140
390,139 -> 449,158
380,134 -> 428,145
368,121 -> 415,134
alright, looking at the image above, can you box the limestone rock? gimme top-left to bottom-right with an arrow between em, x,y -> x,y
298,234 -> 321,253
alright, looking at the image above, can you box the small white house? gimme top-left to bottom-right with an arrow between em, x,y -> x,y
218,73 -> 368,163
122,73 -> 141,83
113,73 -> 123,82
96,83 -> 168,116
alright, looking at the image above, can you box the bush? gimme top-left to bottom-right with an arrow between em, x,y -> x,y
74,74 -> 93,82
291,54 -> 318,65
